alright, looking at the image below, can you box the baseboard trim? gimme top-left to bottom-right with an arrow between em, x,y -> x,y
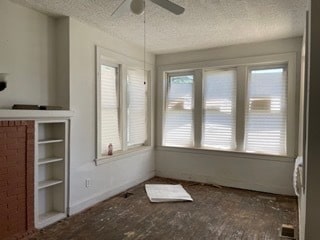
156,170 -> 294,196
69,170 -> 155,215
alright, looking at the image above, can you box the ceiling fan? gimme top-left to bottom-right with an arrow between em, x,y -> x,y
111,0 -> 185,16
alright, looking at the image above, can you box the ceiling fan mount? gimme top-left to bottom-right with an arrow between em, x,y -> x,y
130,0 -> 145,15
112,0 -> 185,17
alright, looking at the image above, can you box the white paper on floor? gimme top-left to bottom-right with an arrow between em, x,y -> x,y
145,184 -> 193,203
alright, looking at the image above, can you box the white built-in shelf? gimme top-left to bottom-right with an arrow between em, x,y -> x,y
35,120 -> 68,229
38,179 -> 63,189
0,109 -> 74,120
38,211 -> 66,229
38,157 -> 64,165
38,139 -> 64,144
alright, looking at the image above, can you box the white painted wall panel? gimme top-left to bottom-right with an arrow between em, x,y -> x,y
0,0 -> 56,108
68,18 -> 155,214
156,150 -> 294,195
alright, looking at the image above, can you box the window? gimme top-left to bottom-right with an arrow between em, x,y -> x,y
96,47 -> 150,160
100,64 -> 121,153
244,67 -> 287,155
163,74 -> 194,147
162,59 -> 294,157
127,68 -> 147,147
202,69 -> 237,150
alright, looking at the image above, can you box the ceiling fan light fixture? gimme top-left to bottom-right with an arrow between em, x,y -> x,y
130,0 -> 145,15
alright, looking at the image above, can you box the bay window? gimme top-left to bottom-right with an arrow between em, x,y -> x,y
161,57 -> 295,157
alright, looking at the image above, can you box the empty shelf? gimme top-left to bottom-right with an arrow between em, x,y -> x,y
38,157 -> 64,165
38,179 -> 63,189
38,139 -> 64,144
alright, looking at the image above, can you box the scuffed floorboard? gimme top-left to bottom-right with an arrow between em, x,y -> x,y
28,177 -> 298,240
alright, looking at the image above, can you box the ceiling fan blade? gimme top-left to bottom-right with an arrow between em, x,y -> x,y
111,0 -> 131,17
150,0 -> 185,15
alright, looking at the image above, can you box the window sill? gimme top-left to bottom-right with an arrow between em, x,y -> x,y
156,146 -> 295,163
94,146 -> 152,166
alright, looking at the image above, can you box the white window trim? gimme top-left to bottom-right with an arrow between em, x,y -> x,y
155,145 -> 293,163
157,53 -> 297,158
95,46 -> 153,164
96,146 -> 153,166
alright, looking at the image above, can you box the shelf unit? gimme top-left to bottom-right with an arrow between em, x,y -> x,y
35,120 -> 69,229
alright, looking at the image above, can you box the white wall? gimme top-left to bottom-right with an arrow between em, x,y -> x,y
68,18 -> 156,214
55,17 -> 70,110
156,37 -> 302,66
155,38 -> 302,195
0,0 -> 56,109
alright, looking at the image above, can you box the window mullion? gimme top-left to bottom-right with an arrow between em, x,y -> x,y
145,70 -> 152,146
236,66 -> 247,152
96,62 -> 102,157
120,64 -> 127,151
287,59 -> 296,157
194,69 -> 203,148
161,73 -> 169,146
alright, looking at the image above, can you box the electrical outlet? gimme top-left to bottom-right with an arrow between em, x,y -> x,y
85,178 -> 91,188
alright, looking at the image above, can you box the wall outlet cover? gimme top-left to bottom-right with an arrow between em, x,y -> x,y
85,179 -> 91,188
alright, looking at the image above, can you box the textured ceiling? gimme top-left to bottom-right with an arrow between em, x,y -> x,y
11,0 -> 306,54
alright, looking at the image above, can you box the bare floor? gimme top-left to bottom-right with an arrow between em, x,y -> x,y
29,177 -> 298,240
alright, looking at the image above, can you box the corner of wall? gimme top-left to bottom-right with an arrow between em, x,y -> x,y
55,16 -> 71,110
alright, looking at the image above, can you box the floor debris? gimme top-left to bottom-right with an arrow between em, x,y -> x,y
145,184 -> 193,202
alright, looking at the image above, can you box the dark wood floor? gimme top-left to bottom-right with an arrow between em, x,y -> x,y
28,177 -> 298,240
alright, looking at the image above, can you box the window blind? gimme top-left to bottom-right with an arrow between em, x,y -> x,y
202,69 -> 237,150
127,68 -> 147,147
163,75 -> 194,147
245,68 -> 287,155
100,65 -> 121,154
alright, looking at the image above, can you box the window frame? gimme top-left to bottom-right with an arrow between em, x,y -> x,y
201,67 -> 238,151
98,62 -> 122,155
163,71 -> 196,148
126,68 -> 148,149
158,53 -> 297,159
244,64 -> 289,155
95,46 -> 152,164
